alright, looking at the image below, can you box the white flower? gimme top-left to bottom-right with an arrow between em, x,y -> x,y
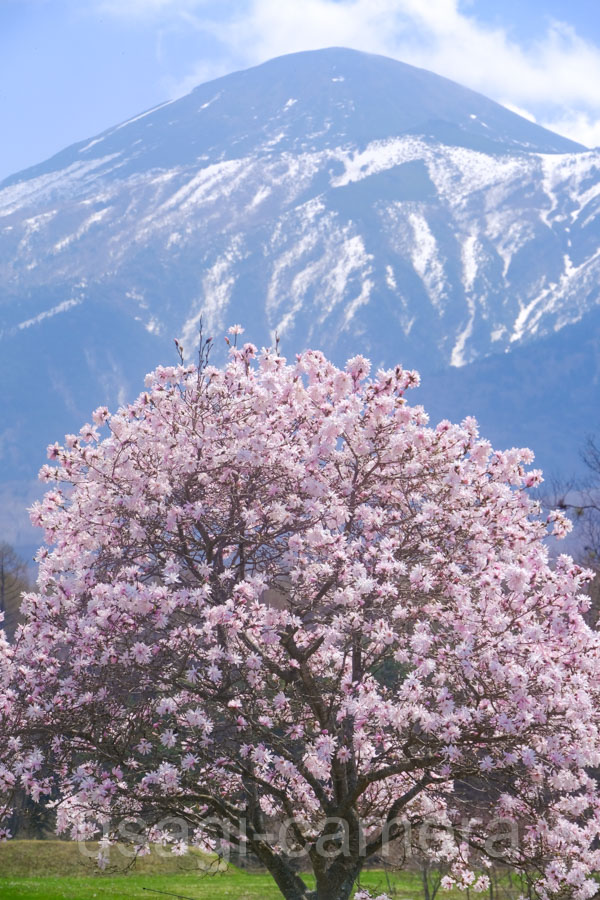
160,729 -> 177,748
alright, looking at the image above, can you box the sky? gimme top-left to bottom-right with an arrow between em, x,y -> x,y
2,0 -> 600,181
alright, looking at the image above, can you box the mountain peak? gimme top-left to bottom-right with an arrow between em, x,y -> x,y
231,47 -> 583,153
2,47 -> 583,191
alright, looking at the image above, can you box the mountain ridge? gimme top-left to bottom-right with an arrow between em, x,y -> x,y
0,47 -> 584,194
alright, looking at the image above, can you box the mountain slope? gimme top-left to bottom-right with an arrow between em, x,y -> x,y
1,48 -> 599,548
2,47 -> 582,191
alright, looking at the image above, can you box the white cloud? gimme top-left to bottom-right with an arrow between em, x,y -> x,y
92,0 -> 600,146
501,103 -> 537,124
540,113 -> 600,149
222,2 -> 600,105
163,57 -> 234,98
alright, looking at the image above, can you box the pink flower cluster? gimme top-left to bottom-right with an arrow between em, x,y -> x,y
0,341 -> 598,900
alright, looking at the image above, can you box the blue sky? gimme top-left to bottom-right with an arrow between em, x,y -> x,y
2,0 -> 600,181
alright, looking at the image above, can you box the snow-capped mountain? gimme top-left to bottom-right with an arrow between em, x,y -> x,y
1,48 -> 599,547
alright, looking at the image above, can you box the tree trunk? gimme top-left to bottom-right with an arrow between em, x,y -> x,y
313,859 -> 364,900
265,866 -> 313,900
422,862 -> 431,900
0,561 -> 5,614
261,854 -> 363,900
253,843 -> 315,900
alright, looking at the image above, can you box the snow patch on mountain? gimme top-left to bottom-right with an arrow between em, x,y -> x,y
160,159 -> 248,213
461,231 -> 479,293
451,300 -> 476,367
18,298 -> 83,331
332,137 -> 423,186
180,236 -> 247,345
54,207 -> 112,252
409,212 -> 447,312
0,155 -> 122,216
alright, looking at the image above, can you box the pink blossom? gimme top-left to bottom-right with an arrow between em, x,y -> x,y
1,336 -> 598,900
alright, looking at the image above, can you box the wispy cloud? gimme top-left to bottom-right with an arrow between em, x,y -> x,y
91,0 -> 600,147
540,113 -> 600,151
163,57 -> 236,99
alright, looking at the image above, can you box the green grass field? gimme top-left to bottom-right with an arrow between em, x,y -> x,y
0,841 -> 423,899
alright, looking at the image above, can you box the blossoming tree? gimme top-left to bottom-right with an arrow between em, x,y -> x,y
2,335 -> 600,900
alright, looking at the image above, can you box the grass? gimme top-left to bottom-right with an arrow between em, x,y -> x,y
0,840 -> 218,876
0,841 -> 424,899
0,871 -> 291,899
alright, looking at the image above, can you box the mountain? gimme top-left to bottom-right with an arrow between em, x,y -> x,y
1,47 -> 599,549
